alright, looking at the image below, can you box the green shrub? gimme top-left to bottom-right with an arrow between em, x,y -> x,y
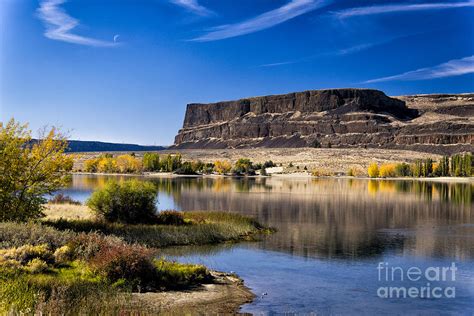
87,179 -> 158,224
156,210 -> 186,225
154,260 -> 212,289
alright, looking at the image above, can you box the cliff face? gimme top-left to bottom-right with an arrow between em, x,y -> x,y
174,89 -> 473,154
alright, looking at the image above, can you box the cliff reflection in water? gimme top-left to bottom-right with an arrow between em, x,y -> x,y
67,175 -> 474,260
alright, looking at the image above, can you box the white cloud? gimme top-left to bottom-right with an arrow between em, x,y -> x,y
258,61 -> 299,68
38,0 -> 116,47
365,55 -> 474,83
257,39 -> 389,67
170,0 -> 215,16
336,42 -> 378,55
192,0 -> 328,42
335,1 -> 474,19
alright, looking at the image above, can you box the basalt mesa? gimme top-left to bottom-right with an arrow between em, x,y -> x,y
173,89 -> 473,155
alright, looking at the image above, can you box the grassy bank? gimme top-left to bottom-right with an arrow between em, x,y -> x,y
0,210 -> 271,314
42,210 -> 271,248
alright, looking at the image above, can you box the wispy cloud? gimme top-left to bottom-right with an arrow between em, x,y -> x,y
258,61 -> 300,68
38,0 -> 116,47
335,1 -> 474,19
364,55 -> 474,83
257,38 -> 392,67
336,42 -> 378,55
192,0 -> 328,42
170,0 -> 215,16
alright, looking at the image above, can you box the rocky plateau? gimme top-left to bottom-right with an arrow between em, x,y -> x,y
173,89 -> 473,155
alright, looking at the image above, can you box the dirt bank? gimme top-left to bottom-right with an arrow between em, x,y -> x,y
129,271 -> 254,314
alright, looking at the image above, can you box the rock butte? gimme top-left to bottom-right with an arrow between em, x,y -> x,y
173,89 -> 473,154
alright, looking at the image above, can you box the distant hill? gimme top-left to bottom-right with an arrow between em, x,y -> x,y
66,140 -> 166,152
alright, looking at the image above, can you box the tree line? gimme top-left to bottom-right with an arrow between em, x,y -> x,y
83,153 -> 276,176
368,153 -> 473,178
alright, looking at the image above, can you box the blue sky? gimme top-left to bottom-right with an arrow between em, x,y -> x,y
1,0 -> 473,145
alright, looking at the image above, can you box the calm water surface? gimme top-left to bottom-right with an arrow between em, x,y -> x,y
62,175 -> 474,315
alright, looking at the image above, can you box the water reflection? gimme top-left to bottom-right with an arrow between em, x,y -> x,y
64,175 -> 473,261
62,175 -> 474,314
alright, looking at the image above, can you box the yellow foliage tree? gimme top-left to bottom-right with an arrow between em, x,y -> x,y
84,158 -> 100,172
0,119 -> 73,221
368,163 -> 380,178
97,157 -> 118,173
214,160 -> 232,175
116,154 -> 142,173
379,164 -> 396,178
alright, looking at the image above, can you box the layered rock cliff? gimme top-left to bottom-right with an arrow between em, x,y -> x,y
173,89 -> 473,154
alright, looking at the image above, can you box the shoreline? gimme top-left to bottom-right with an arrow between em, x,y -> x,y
71,172 -> 474,183
130,271 -> 254,314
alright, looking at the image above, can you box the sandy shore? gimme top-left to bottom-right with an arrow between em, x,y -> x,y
129,271 -> 254,314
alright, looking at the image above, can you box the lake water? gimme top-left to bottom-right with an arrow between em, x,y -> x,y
62,175 -> 474,315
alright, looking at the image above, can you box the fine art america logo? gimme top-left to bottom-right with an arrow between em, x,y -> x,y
377,262 -> 457,299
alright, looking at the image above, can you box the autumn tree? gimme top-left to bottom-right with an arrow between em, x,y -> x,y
0,119 -> 73,221
214,160 -> 232,175
116,154 -> 142,173
367,163 -> 379,178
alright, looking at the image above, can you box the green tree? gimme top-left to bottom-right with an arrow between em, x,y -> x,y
164,154 -> 182,172
411,160 -> 423,177
423,158 -> 433,177
395,163 -> 411,177
233,158 -> 255,175
143,153 -> 160,172
451,154 -> 462,177
0,119 -> 72,221
463,153 -> 472,177
434,156 -> 450,177
175,161 -> 196,175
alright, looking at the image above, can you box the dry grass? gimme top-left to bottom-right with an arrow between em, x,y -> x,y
44,204 -> 94,221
